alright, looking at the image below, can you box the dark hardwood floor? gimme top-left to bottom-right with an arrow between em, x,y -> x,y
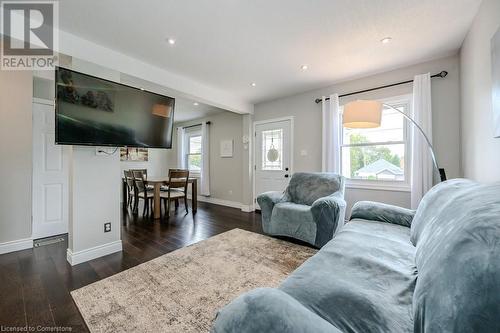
0,201 -> 263,332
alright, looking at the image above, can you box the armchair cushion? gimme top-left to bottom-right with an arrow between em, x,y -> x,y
270,202 -> 317,246
350,201 -> 415,228
286,172 -> 344,205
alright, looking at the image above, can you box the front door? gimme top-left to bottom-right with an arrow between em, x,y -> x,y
32,100 -> 70,239
254,118 -> 292,209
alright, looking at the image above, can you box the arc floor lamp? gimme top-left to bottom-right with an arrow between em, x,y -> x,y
342,100 -> 447,182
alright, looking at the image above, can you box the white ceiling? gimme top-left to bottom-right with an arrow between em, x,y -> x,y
59,0 -> 481,104
120,73 -> 226,123
172,99 -> 225,124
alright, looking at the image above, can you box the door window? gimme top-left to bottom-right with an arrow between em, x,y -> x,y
261,129 -> 283,170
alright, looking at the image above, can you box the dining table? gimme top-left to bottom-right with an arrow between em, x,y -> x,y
122,176 -> 198,219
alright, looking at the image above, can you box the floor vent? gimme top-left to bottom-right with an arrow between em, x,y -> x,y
33,235 -> 65,248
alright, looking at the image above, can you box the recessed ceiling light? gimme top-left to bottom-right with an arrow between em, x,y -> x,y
380,37 -> 392,44
193,102 -> 199,106
140,87 -> 145,91
251,82 -> 256,87
300,64 -> 309,71
167,38 -> 176,45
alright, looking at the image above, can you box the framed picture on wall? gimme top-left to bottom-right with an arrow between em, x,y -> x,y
120,147 -> 149,161
220,140 -> 233,158
492,27 -> 500,138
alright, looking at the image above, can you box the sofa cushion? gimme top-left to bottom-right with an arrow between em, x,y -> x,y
410,178 -> 475,246
280,219 -> 417,333
212,288 -> 341,333
286,172 -> 343,206
412,180 -> 500,333
270,202 -> 316,245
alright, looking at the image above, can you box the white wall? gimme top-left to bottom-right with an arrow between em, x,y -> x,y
460,0 -> 500,183
0,70 -> 33,247
68,147 -> 121,259
168,111 -> 246,205
254,55 -> 461,211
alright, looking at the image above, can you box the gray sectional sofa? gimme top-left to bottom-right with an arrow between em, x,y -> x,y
212,179 -> 500,333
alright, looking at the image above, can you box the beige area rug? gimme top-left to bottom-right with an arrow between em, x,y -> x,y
71,229 -> 317,333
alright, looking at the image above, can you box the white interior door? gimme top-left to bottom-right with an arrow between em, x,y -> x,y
32,100 -> 69,239
254,118 -> 292,209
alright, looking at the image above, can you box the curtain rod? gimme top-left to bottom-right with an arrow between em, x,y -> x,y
314,71 -> 448,104
182,121 -> 211,129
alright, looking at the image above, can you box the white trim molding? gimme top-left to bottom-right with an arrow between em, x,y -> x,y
33,97 -> 54,106
197,196 -> 242,209
0,238 -> 33,255
197,196 -> 254,212
66,240 -> 122,266
240,205 -> 255,213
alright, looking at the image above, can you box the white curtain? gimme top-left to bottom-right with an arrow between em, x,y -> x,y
411,73 -> 433,209
322,94 -> 341,173
200,122 -> 210,196
177,127 -> 186,168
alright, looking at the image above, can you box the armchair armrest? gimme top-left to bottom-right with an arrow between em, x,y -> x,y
212,288 -> 341,333
350,201 -> 415,228
257,191 -> 287,233
311,192 -> 347,248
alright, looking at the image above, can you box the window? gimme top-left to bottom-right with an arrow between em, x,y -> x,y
261,129 -> 283,170
340,96 -> 411,190
186,131 -> 202,174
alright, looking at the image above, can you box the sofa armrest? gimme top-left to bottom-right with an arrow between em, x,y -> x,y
211,288 -> 341,333
350,201 -> 415,228
257,191 -> 287,233
311,192 -> 347,248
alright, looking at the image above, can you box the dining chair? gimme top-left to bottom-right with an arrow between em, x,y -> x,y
132,170 -> 154,216
131,169 -> 154,190
160,168 -> 185,209
160,168 -> 184,192
130,169 -> 147,179
160,169 -> 189,217
123,170 -> 136,209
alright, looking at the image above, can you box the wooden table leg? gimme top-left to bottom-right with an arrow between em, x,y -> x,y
192,179 -> 197,213
154,183 -> 161,219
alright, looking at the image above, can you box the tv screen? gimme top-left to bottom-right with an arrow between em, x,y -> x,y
55,67 -> 175,148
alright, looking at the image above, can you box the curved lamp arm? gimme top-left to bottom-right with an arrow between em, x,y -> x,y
382,103 -> 446,182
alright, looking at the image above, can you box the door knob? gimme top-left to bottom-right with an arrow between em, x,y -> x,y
285,167 -> 289,171
284,174 -> 289,178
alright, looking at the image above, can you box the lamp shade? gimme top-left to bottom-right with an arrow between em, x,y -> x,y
343,100 -> 383,128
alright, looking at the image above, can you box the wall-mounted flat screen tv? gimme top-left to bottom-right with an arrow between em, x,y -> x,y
55,67 -> 175,148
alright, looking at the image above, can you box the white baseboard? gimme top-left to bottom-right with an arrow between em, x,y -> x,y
0,238 -> 33,255
67,240 -> 122,266
240,205 -> 255,212
197,196 -> 242,209
197,196 -> 254,212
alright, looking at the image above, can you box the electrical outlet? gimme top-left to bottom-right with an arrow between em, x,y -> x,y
104,222 -> 111,233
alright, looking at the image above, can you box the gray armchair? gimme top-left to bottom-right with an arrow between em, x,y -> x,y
257,172 -> 346,248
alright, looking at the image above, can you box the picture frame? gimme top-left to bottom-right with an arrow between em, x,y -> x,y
220,140 -> 233,158
120,147 -> 149,161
